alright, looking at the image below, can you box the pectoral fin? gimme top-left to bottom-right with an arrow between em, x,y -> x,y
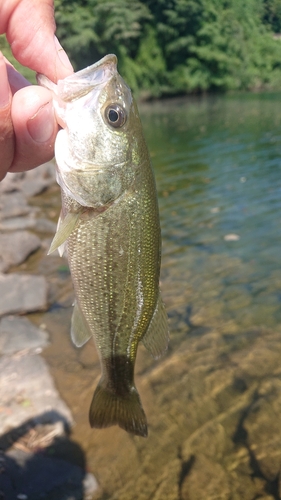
71,301 -> 92,347
48,211 -> 81,255
142,294 -> 169,359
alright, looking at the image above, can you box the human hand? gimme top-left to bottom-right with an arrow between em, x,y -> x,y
0,0 -> 73,181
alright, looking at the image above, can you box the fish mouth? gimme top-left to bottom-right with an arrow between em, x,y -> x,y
56,54 -> 118,102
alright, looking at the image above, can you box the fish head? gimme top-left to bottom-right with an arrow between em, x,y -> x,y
38,55 -> 145,207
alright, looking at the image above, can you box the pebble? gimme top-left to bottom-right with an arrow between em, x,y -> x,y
224,233 -> 240,241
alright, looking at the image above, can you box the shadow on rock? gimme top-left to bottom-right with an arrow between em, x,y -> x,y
0,410 -> 98,500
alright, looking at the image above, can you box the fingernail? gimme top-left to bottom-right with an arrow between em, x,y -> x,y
0,52 -> 11,108
54,36 -> 73,72
27,101 -> 55,143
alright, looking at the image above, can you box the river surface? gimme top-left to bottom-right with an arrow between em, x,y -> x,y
143,93 -> 281,331
30,93 -> 281,499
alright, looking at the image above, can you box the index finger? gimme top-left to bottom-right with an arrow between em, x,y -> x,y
1,0 -> 73,81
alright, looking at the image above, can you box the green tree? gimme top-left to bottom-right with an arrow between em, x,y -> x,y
54,0 -> 281,97
262,0 -> 281,32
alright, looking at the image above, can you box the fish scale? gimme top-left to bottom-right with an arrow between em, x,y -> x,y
66,174 -> 159,360
38,54 -> 169,437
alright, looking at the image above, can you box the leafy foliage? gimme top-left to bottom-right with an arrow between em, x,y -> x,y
53,0 -> 281,97
263,0 -> 281,32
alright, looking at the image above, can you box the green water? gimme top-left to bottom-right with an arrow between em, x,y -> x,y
140,94 -> 281,333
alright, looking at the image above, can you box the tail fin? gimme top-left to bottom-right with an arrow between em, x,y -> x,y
89,380 -> 148,437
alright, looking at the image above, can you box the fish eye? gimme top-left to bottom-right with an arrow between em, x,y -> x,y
105,104 -> 126,128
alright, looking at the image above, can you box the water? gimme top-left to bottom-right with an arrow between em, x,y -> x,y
141,94 -> 281,332
34,93 -> 281,499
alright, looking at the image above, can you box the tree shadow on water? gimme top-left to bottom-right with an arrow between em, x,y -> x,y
0,411 -> 94,500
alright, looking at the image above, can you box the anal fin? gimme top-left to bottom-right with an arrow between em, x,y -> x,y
71,301 -> 92,347
142,293 -> 169,359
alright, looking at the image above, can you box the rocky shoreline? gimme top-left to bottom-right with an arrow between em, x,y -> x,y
0,164 -> 97,500
1,164 -> 281,500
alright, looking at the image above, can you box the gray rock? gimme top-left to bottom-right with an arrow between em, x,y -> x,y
0,259 -> 8,273
0,231 -> 41,270
0,217 -> 57,234
0,192 -> 32,219
0,353 -> 72,433
0,172 -> 25,193
0,315 -> 48,354
0,216 -> 37,231
20,177 -> 52,198
20,162 -> 56,197
0,162 -> 56,198
34,218 -> 57,233
0,274 -> 48,316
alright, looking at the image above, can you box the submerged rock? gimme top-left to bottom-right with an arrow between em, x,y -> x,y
89,326 -> 281,500
180,454 -> 231,500
244,378 -> 281,483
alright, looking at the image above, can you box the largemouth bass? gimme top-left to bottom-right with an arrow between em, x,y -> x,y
38,54 -> 169,437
